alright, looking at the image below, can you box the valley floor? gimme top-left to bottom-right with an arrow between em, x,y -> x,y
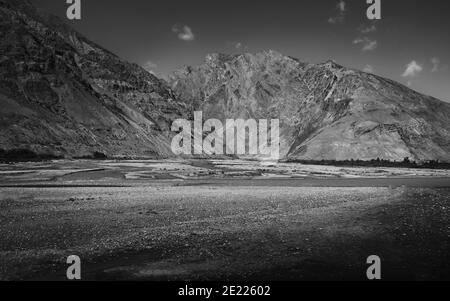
0,160 -> 449,280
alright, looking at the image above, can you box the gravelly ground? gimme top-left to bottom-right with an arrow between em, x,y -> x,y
1,183 -> 449,281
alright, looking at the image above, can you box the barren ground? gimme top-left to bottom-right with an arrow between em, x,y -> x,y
0,160 -> 449,281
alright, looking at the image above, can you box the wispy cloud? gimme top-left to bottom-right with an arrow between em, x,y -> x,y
353,37 -> 378,51
229,41 -> 248,52
363,65 -> 374,73
430,57 -> 448,72
402,60 -> 423,77
431,57 -> 440,72
172,24 -> 195,42
359,24 -> 377,34
328,1 -> 347,24
142,61 -> 158,75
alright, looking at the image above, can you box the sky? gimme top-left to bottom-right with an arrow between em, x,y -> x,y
31,0 -> 450,102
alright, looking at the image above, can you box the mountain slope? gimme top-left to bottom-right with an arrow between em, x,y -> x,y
0,0 -> 188,158
2,0 -> 449,162
169,51 -> 450,162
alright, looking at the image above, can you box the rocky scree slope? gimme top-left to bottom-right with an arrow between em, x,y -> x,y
169,51 -> 450,162
0,0 -> 188,158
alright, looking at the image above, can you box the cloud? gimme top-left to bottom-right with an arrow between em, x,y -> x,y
359,24 -> 377,34
142,61 -> 158,75
172,24 -> 195,42
229,41 -> 248,52
328,1 -> 346,24
402,60 -> 423,77
353,37 -> 378,51
431,57 -> 440,72
430,57 -> 448,72
363,65 -> 374,73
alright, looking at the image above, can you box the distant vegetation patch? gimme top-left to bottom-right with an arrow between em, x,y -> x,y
285,158 -> 450,170
73,151 -> 108,160
0,149 -> 62,163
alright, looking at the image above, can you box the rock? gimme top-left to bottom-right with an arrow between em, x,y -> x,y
0,0 -> 188,159
169,51 -> 450,162
2,0 -> 450,162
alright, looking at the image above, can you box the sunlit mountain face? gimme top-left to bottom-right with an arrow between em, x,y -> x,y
169,51 -> 450,161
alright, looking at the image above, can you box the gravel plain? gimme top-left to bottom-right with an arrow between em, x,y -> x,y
1,160 -> 450,281
1,183 -> 449,280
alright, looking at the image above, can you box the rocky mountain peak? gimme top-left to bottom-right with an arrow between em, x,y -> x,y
170,52 -> 450,162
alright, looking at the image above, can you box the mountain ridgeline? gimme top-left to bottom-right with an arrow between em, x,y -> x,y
1,0 -> 450,162
169,52 -> 450,162
0,0 -> 188,159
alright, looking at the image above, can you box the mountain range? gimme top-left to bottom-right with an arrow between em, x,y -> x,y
1,0 -> 450,162
169,52 -> 450,161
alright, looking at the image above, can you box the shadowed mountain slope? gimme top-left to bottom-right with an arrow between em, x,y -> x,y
0,0 -> 188,158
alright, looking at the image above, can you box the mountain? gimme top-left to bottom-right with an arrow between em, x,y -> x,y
169,51 -> 450,162
1,1 -> 450,162
0,0 -> 188,159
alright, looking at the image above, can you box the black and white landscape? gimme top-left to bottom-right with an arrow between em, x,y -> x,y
1,0 -> 450,281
